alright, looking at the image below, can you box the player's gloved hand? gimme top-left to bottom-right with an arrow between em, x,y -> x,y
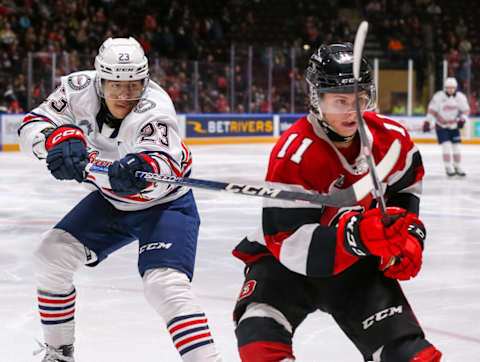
456,116 -> 465,129
108,153 -> 159,196
337,207 -> 411,260
380,218 -> 425,280
45,125 -> 88,182
422,121 -> 431,133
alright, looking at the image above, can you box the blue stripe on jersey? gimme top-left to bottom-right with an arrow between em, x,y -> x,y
17,119 -> 55,135
179,340 -> 214,356
84,180 -> 186,203
172,325 -> 209,342
83,181 -> 132,204
167,313 -> 206,328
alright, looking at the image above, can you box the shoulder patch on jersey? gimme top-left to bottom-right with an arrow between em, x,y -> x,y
134,99 -> 156,113
67,74 -> 91,90
238,280 -> 256,301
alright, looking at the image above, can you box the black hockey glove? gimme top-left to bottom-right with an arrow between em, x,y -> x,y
108,153 -> 159,196
45,125 -> 88,183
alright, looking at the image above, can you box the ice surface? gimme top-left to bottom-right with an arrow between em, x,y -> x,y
1,143 -> 479,361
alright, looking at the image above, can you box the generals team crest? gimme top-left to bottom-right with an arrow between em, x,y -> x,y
238,280 -> 256,300
67,74 -> 91,90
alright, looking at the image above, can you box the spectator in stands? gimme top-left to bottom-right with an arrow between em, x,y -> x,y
445,47 -> 460,77
0,21 -> 16,46
215,93 -> 229,113
365,0 -> 383,22
455,18 -> 468,40
426,0 -> 442,16
457,35 -> 472,92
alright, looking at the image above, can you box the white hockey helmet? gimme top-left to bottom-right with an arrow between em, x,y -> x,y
444,77 -> 458,90
94,37 -> 149,100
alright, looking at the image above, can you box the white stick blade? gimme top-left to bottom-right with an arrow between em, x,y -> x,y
353,21 -> 369,79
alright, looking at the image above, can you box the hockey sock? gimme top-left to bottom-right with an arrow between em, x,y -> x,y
441,142 -> 453,171
38,288 -> 76,347
167,313 -> 220,361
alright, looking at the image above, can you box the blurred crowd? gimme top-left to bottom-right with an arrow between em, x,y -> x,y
0,0 -> 478,114
365,0 -> 479,114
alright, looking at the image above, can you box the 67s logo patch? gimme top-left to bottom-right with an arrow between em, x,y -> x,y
238,280 -> 257,300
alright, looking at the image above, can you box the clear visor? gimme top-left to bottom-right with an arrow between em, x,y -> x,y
102,79 -> 146,101
319,92 -> 373,114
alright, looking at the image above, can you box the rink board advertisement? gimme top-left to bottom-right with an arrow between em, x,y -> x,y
185,114 -> 274,138
279,114 -> 304,135
0,114 -> 22,151
2,114 -> 480,150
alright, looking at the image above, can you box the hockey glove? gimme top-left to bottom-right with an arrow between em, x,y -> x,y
381,219 -> 425,281
422,121 -> 431,133
45,125 -> 88,182
456,116 -> 466,129
108,153 -> 159,196
337,207 -> 411,260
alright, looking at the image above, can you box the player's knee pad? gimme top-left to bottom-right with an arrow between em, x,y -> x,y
236,303 -> 294,362
379,335 -> 441,362
143,267 -> 201,322
441,141 -> 452,155
33,228 -> 86,292
452,142 -> 461,154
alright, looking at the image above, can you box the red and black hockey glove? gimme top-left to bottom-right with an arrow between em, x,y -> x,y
337,207 -> 412,260
456,116 -> 466,130
422,121 -> 431,133
45,125 -> 88,183
380,217 -> 425,281
108,153 -> 159,196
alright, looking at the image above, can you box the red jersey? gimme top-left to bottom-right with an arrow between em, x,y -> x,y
233,111 -> 424,277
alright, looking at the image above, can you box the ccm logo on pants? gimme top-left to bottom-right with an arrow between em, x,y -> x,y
362,305 -> 403,330
139,242 -> 173,254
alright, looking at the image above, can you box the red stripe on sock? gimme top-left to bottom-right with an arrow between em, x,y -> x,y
169,318 -> 208,334
38,295 -> 76,304
40,309 -> 75,318
175,332 -> 211,349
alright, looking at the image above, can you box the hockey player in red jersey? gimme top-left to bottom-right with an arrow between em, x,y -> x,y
232,43 -> 442,362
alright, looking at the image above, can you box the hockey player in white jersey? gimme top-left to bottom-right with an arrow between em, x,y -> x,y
18,37 -> 222,362
425,77 -> 470,176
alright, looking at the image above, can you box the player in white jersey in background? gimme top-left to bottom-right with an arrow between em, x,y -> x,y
424,77 -> 470,177
18,37 -> 222,362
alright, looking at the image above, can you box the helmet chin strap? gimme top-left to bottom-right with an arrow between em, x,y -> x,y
317,118 -> 356,143
100,99 -> 123,128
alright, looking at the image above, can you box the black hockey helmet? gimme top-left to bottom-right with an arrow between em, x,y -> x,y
306,43 -> 376,116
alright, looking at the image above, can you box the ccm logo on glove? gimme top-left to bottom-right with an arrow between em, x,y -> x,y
45,126 -> 86,150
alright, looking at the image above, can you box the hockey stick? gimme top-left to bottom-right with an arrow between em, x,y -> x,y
353,21 -> 401,267
353,21 -> 387,215
85,139 -> 400,207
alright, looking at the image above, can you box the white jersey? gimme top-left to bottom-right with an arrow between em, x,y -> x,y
18,70 -> 192,211
427,90 -> 470,130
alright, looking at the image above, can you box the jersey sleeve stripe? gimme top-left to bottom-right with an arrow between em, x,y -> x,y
386,149 -> 424,196
305,226 -> 337,276
18,113 -> 57,135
